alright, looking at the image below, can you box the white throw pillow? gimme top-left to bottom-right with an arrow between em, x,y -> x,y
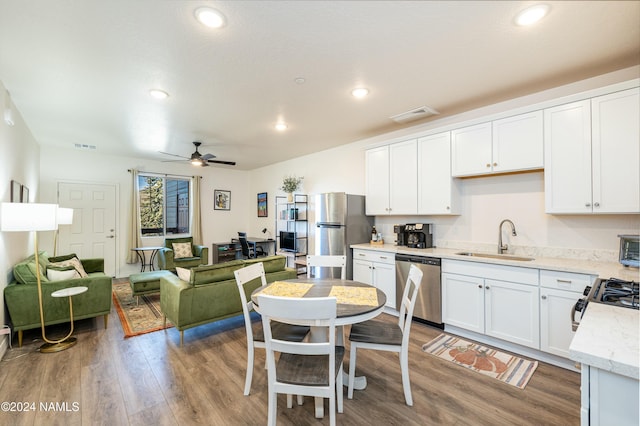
175,267 -> 191,282
172,242 -> 193,259
47,268 -> 80,281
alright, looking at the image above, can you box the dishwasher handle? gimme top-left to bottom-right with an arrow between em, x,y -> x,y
395,254 -> 441,266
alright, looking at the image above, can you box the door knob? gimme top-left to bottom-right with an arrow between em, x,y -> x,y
106,235 -> 115,239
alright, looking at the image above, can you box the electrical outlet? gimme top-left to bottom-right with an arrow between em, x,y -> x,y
0,327 -> 11,335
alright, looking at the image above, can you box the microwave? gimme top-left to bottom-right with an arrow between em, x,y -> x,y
618,234 -> 639,267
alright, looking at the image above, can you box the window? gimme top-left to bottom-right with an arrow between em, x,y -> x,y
138,175 -> 190,236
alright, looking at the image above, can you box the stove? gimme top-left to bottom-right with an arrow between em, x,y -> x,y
572,277 -> 639,331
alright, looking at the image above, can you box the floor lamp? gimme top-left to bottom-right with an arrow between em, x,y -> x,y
1,202 -> 79,353
53,207 -> 73,257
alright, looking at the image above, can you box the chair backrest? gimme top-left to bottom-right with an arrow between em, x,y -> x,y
164,236 -> 193,250
237,232 -> 251,257
234,262 -> 268,342
258,294 -> 337,380
306,255 -> 347,280
397,264 -> 424,346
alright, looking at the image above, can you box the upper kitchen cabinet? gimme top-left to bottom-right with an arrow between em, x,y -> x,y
544,88 -> 640,214
365,140 -> 417,215
417,132 -> 460,215
451,111 -> 543,177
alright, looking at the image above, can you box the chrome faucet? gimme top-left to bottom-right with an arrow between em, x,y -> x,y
498,219 -> 517,254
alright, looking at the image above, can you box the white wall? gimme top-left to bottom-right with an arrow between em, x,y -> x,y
0,80 -> 41,357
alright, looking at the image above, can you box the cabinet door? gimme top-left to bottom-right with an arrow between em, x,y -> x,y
544,100 -> 593,213
484,279 -> 540,349
353,259 -> 373,285
365,146 -> 390,215
540,287 -> 581,358
442,273 -> 484,333
373,261 -> 396,308
417,132 -> 459,215
451,122 -> 492,176
591,88 -> 640,213
389,139 -> 418,215
492,111 -> 543,173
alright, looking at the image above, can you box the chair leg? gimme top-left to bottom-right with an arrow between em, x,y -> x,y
348,344 -> 357,399
244,344 -> 255,396
329,391 -> 336,426
337,363 -> 344,413
286,394 -> 293,408
297,395 -> 303,405
400,349 -> 413,406
267,390 -> 277,426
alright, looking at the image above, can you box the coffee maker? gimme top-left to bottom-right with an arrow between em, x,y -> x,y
395,223 -> 433,249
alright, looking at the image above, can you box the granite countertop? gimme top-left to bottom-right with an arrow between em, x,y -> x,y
569,303 -> 639,379
351,243 -> 640,281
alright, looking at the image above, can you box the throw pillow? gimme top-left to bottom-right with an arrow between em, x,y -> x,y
172,242 -> 193,259
47,268 -> 80,281
175,267 -> 191,282
49,256 -> 88,278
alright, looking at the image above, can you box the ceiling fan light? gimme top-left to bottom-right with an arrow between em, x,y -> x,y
191,157 -> 203,166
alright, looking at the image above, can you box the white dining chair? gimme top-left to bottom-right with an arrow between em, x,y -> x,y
234,262 -> 309,396
258,294 -> 344,426
347,263 -> 424,406
306,255 -> 347,280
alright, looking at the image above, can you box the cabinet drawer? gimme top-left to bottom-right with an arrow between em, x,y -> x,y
353,249 -> 395,264
540,270 -> 595,292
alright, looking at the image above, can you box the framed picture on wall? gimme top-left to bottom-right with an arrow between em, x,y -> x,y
257,192 -> 268,217
21,185 -> 29,203
214,189 -> 231,210
11,180 -> 21,202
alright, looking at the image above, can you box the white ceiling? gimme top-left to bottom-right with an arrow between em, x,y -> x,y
0,1 -> 638,170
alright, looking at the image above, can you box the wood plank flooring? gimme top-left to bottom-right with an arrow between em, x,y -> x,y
0,296 -> 581,425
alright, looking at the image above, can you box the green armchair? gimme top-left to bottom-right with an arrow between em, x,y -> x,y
158,237 -> 208,271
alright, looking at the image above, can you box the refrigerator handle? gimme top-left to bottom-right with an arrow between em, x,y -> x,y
316,223 -> 343,228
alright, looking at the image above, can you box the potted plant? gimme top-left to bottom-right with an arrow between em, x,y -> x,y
280,175 -> 303,202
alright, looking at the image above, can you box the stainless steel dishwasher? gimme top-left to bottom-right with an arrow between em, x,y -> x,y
395,254 -> 442,327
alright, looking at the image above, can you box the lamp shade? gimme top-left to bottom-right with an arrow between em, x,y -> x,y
0,202 -> 58,232
57,207 -> 74,225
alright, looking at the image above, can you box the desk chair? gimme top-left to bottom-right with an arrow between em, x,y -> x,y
258,294 -> 344,426
347,263 -> 424,406
306,255 -> 347,280
234,262 -> 309,396
238,232 -> 265,259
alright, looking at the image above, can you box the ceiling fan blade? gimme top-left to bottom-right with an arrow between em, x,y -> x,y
161,159 -> 189,163
200,153 -> 216,160
208,159 -> 236,166
159,151 -> 189,159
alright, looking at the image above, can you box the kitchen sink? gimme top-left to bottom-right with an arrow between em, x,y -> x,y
455,252 -> 535,261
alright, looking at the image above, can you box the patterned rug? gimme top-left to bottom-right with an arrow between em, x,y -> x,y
112,281 -> 173,338
422,333 -> 538,389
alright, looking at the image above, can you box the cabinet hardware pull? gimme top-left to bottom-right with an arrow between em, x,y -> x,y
541,295 -> 547,300
485,285 -> 490,290
478,285 -> 482,289
493,162 -> 497,167
446,206 -> 450,210
594,202 -> 600,207
585,202 -> 591,207
557,279 -> 572,284
358,253 -> 365,257
486,163 -> 490,167
380,256 -> 387,260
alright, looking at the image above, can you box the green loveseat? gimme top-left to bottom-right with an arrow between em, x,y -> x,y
157,237 -> 209,271
160,255 -> 296,345
4,252 -> 112,347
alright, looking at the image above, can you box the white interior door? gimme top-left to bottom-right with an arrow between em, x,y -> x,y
57,182 -> 117,277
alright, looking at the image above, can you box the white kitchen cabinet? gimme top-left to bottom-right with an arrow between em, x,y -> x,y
365,140 -> 417,215
352,249 -> 396,309
545,87 -> 640,214
539,270 -> 593,358
442,260 -> 540,349
451,111 -> 543,177
417,132 -> 460,215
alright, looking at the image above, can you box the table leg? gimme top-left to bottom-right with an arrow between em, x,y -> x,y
135,250 -> 145,272
149,249 -> 159,271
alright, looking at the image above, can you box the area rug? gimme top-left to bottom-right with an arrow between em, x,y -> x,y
112,281 -> 173,338
422,333 -> 538,389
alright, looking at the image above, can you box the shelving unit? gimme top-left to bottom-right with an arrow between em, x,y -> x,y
275,194 -> 308,275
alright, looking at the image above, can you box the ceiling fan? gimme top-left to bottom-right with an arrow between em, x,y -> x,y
159,141 -> 236,166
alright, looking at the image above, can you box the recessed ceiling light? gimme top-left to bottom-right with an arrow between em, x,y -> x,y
294,77 -> 306,85
149,89 -> 169,99
275,122 -> 288,131
351,87 -> 369,99
195,7 -> 226,28
515,4 -> 550,26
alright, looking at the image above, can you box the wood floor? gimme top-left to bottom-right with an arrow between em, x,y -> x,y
0,299 -> 581,426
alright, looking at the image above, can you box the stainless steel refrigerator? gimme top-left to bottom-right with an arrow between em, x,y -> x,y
315,193 -> 374,279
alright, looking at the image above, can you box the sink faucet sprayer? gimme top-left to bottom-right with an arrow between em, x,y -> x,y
498,219 -> 517,254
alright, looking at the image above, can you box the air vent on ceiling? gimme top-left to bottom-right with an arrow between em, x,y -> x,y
74,143 -> 97,150
390,105 -> 439,123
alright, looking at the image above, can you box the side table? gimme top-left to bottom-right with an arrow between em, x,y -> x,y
40,286 -> 88,353
131,246 -> 164,272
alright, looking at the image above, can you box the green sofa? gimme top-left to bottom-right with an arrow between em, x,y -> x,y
160,255 -> 296,345
157,237 -> 209,271
4,252 -> 112,347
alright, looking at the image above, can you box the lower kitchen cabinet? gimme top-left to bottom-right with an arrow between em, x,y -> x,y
353,249 -> 396,309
